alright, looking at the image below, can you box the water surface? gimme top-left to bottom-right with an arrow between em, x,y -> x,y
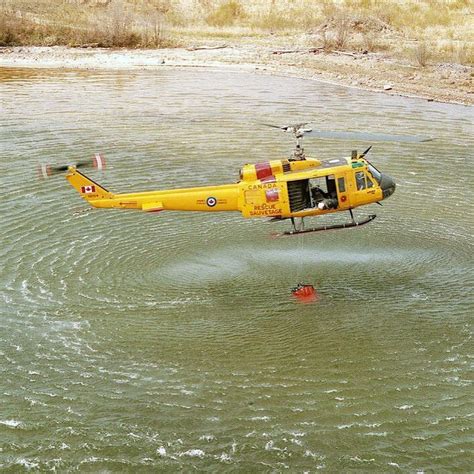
0,67 -> 473,471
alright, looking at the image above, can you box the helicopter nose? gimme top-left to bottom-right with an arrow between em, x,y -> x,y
380,174 -> 396,199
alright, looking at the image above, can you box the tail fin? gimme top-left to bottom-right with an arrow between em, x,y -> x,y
66,166 -> 113,203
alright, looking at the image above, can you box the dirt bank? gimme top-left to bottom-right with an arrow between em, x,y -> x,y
1,44 -> 472,106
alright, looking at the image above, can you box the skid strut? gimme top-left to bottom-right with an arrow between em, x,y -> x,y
281,214 -> 376,236
291,217 -> 305,233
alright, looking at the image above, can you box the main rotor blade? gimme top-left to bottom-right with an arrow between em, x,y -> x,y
305,129 -> 432,143
260,122 -> 287,130
260,122 -> 310,132
360,145 -> 372,158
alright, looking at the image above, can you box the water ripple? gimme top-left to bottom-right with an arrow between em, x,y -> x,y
0,67 -> 472,471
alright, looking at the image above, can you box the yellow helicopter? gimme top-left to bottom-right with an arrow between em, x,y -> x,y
40,123 -> 429,235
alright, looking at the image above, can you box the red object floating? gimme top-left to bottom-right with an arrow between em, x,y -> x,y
292,284 -> 318,302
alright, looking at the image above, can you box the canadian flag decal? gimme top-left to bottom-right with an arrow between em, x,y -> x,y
265,188 -> 279,202
81,185 -> 96,194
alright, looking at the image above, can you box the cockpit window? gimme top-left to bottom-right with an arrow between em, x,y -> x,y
367,175 -> 374,188
355,171 -> 366,190
368,164 -> 381,184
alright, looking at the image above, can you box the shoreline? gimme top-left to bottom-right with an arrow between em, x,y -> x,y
1,45 -> 472,106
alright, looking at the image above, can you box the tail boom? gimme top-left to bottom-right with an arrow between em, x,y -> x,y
66,167 -> 240,213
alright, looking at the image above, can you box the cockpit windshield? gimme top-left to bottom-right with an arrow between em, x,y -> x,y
368,164 -> 382,184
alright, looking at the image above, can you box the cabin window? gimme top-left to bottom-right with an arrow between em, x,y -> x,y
337,177 -> 346,193
355,171 -> 366,190
367,164 -> 382,184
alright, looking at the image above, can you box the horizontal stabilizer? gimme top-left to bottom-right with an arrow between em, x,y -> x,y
142,201 -> 164,212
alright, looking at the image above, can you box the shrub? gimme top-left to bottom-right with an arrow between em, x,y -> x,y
320,30 -> 335,51
414,41 -> 430,67
334,14 -> 351,49
206,0 -> 245,27
362,31 -> 377,51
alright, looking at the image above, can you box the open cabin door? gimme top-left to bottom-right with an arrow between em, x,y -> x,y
309,175 -> 339,210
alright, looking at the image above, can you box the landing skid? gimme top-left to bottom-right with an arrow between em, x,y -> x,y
279,213 -> 376,236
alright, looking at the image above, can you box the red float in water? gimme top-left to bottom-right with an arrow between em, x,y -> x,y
292,284 -> 318,302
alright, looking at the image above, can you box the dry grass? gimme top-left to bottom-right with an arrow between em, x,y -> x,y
205,0 -> 245,27
0,0 -> 175,47
184,0 -> 473,66
413,41 -> 430,67
0,0 -> 473,65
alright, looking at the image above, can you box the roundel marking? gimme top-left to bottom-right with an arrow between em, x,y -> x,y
206,197 -> 217,207
340,195 -> 347,202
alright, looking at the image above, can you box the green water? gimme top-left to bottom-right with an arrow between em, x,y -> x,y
1,67 -> 473,471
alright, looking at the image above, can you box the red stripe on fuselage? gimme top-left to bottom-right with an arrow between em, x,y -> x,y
255,162 -> 273,180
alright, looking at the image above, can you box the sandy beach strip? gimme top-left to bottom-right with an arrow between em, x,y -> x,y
1,45 -> 472,106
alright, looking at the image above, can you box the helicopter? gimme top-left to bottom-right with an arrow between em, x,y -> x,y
39,123 -> 430,235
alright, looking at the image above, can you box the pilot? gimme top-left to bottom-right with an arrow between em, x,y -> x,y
356,172 -> 366,190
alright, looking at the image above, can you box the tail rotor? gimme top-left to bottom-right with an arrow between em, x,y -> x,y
38,153 -> 106,179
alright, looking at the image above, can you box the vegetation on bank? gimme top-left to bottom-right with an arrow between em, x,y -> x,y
0,0 -> 173,48
0,0 -> 472,66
